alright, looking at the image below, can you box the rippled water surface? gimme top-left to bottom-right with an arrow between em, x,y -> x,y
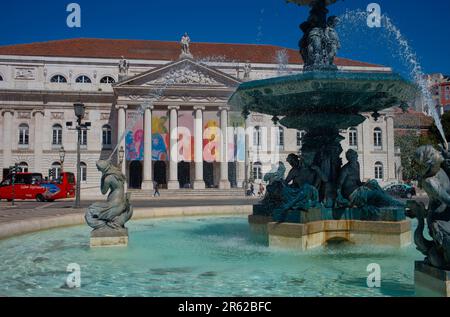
0,216 -> 421,297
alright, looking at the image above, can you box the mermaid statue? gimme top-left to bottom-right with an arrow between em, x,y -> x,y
406,145 -> 450,269
85,160 -> 133,232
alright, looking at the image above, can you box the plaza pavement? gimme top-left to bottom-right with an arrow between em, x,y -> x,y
0,196 -> 259,240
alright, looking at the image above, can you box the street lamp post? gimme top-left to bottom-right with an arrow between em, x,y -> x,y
119,146 -> 125,168
73,103 -> 85,209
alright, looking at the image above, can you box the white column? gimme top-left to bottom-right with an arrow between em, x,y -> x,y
386,115 -> 396,181
219,106 -> 230,189
33,110 -> 45,174
193,106 -> 205,189
167,106 -> 180,189
236,123 -> 246,188
116,105 -> 127,178
2,110 -> 13,169
142,105 -> 154,190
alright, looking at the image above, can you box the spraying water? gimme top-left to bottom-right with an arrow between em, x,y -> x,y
276,49 -> 290,76
338,9 -> 448,149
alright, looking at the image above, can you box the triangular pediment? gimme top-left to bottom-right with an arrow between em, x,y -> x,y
114,58 -> 241,89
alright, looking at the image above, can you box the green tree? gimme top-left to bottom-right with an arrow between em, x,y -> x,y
395,131 -> 439,181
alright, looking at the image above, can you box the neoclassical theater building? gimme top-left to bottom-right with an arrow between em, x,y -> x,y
0,38 -> 399,193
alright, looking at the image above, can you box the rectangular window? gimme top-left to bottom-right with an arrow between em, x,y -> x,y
81,166 -> 87,182
348,129 -> 357,148
103,130 -> 112,146
80,130 -> 87,147
297,131 -> 305,147
253,167 -> 262,180
253,127 -> 261,147
52,130 -> 62,145
19,130 -> 29,145
374,129 -> 382,149
278,128 -> 285,148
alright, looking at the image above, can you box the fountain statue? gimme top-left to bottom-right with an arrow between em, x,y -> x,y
406,146 -> 450,270
229,0 -> 416,224
406,145 -> 450,296
85,160 -> 133,247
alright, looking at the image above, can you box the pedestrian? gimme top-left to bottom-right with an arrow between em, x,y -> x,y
250,183 -> 255,196
258,183 -> 265,197
153,182 -> 160,197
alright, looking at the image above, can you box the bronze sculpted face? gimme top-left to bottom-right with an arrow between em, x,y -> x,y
413,145 -> 444,178
287,154 -> 300,168
346,149 -> 358,163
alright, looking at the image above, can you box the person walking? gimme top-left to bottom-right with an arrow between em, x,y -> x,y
153,182 -> 160,197
250,183 -> 255,197
258,183 -> 265,197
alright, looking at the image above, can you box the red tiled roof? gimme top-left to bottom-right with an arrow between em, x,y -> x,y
393,107 -> 434,129
0,38 -> 382,67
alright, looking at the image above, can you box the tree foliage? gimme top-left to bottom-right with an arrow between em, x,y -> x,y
395,131 -> 439,181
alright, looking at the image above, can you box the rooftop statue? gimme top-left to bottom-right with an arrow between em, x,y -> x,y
180,32 -> 193,58
118,56 -> 129,80
85,160 -> 133,232
407,145 -> 450,269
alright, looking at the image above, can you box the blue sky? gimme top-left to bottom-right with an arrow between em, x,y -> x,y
0,0 -> 449,77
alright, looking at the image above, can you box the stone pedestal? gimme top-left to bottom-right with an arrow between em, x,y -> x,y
90,228 -> 129,248
261,220 -> 411,251
415,261 -> 450,297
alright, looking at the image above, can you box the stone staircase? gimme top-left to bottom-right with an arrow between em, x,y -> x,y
128,188 -> 246,198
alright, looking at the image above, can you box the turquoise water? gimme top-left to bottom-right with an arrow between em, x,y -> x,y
0,216 -> 421,297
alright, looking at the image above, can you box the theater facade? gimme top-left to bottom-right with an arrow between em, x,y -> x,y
0,38 -> 399,193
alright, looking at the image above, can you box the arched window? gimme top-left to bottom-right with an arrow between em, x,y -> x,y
52,124 -> 63,146
51,162 -> 61,180
375,162 -> 384,180
80,162 -> 87,182
374,128 -> 382,149
75,75 -> 92,83
297,130 -> 306,147
18,123 -> 29,145
349,128 -> 358,148
0,74 -> 3,81
277,127 -> 285,148
102,125 -> 112,146
18,162 -> 28,173
100,76 -> 115,84
50,75 -> 67,83
253,162 -> 263,180
253,126 -> 262,147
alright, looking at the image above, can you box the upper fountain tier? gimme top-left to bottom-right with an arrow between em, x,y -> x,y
228,71 -> 417,130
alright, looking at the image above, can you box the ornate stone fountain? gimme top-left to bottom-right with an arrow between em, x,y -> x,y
229,0 -> 416,250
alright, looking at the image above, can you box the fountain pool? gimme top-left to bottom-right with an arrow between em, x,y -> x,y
0,216 -> 421,297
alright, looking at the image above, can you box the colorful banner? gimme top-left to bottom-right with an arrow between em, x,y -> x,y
178,111 -> 194,162
152,111 -> 170,161
229,112 -> 246,163
203,112 -> 220,163
125,111 -> 144,161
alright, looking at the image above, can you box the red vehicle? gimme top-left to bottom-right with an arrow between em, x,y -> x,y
0,172 -> 76,202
